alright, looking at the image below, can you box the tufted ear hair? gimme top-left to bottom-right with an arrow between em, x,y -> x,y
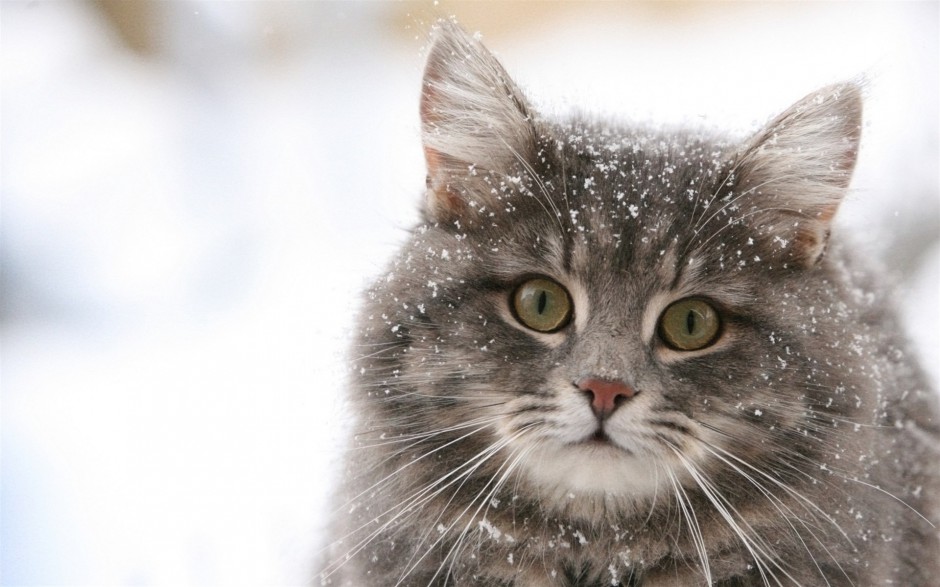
420,20 -> 537,224
733,83 -> 862,267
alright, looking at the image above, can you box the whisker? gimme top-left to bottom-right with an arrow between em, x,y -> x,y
500,138 -> 566,235
670,447 -> 794,587
841,477 -> 935,529
666,467 -> 713,584
353,415 -> 503,450
394,426 -> 535,586
436,437 -> 536,585
320,421 -> 505,578
698,442 -> 851,586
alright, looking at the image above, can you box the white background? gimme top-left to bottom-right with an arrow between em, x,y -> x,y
2,2 -> 937,584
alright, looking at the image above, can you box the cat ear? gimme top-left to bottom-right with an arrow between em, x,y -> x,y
734,83 -> 862,267
420,20 -> 537,223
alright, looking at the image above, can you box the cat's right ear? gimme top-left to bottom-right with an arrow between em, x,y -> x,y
420,20 -> 537,224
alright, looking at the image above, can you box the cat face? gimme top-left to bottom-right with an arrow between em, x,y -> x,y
352,21 -> 862,520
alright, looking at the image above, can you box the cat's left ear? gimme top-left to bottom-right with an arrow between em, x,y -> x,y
734,83 -> 862,267
420,20 -> 537,224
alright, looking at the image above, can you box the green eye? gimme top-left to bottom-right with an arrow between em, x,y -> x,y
511,277 -> 572,333
659,298 -> 721,351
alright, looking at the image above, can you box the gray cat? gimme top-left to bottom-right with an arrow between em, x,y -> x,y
319,21 -> 940,586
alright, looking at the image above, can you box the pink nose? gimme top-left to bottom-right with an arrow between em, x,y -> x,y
576,377 -> 637,418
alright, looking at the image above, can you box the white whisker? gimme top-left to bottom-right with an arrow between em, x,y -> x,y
666,467 -> 713,585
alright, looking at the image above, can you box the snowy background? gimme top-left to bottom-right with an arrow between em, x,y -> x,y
2,1 -> 937,584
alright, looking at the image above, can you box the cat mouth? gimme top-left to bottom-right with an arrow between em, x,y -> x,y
582,428 -> 634,455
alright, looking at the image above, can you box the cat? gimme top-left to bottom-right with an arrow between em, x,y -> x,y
319,20 -> 940,587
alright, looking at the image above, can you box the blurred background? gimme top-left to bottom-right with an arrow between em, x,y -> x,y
2,1 -> 937,584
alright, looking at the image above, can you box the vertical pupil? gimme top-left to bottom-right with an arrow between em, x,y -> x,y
537,291 -> 548,314
686,310 -> 696,335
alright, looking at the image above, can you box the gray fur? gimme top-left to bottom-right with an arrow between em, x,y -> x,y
320,20 -> 940,586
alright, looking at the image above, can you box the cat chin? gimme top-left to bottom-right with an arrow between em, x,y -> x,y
520,440 -> 665,513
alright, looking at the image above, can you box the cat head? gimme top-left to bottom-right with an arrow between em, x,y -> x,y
354,20 -> 864,518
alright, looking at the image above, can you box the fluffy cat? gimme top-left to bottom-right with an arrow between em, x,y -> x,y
320,21 -> 940,586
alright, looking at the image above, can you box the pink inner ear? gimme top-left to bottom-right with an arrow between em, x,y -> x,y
423,147 -> 467,220
420,62 -> 468,222
423,145 -> 443,177
816,203 -> 839,224
790,203 -> 838,266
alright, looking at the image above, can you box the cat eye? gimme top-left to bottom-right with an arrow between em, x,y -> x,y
658,298 -> 721,351
511,277 -> 572,333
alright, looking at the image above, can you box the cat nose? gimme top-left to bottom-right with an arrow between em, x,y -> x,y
575,377 -> 637,419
